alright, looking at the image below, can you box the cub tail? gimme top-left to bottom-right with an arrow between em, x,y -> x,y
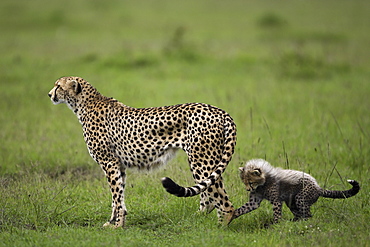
322,180 -> 360,199
161,113 -> 236,197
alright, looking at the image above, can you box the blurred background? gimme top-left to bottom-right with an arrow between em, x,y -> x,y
0,0 -> 369,177
0,1 -> 369,244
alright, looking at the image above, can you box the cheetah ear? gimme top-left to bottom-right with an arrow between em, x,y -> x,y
238,167 -> 244,173
252,169 -> 261,176
71,80 -> 82,95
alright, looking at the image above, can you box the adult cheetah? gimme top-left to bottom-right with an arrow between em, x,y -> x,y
48,76 -> 237,228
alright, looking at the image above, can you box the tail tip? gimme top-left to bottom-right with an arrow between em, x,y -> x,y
161,177 -> 173,187
161,177 -> 180,195
347,179 -> 358,185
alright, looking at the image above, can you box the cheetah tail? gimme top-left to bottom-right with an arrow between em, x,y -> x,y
322,180 -> 360,199
161,114 -> 237,197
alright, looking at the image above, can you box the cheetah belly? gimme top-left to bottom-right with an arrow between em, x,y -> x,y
115,145 -> 179,171
147,147 -> 179,170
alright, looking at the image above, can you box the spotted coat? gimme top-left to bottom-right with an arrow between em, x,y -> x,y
48,76 -> 237,228
233,159 -> 360,223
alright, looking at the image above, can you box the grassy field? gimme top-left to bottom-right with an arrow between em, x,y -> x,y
0,0 -> 369,246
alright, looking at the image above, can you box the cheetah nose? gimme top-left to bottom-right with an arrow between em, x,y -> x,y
48,93 -> 52,98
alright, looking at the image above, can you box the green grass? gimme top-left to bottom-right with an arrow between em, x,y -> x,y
0,0 -> 369,246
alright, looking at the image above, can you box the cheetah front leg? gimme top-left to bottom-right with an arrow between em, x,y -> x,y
271,199 -> 283,223
266,184 -> 282,223
233,193 -> 262,219
101,161 -> 127,228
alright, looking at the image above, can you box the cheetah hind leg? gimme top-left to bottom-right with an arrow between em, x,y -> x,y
213,180 -> 235,225
294,193 -> 314,221
199,192 -> 216,213
198,191 -> 234,225
286,202 -> 303,221
217,207 -> 235,226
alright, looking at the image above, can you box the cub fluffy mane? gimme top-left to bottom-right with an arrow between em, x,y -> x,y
244,159 -> 319,186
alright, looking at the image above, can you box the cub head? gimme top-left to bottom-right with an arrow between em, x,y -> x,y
48,76 -> 83,105
239,165 -> 266,192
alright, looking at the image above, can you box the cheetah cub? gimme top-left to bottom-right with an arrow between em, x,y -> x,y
233,159 -> 360,223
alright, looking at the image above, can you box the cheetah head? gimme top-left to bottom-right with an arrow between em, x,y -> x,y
239,166 -> 266,192
48,76 -> 83,106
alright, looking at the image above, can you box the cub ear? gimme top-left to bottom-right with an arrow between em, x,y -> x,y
71,80 -> 82,94
252,169 -> 261,176
238,167 -> 244,173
